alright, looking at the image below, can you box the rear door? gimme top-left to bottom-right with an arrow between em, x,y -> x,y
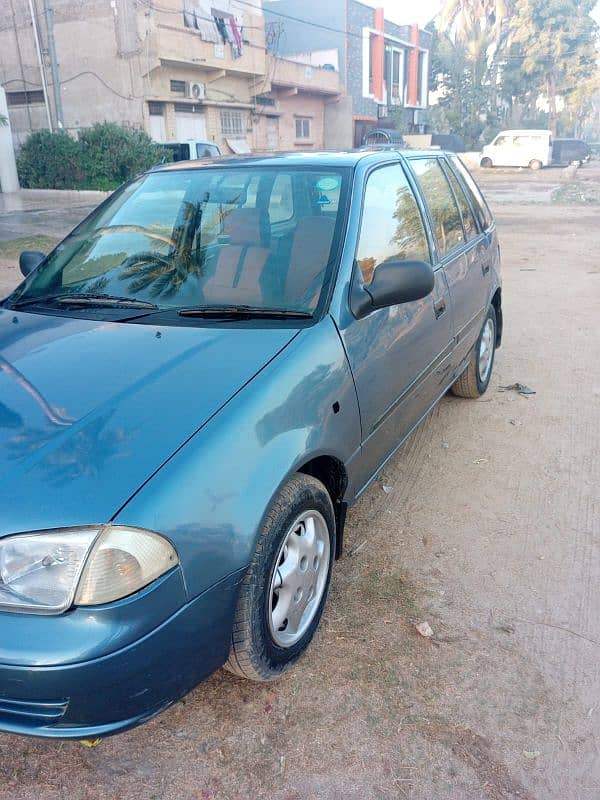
339,161 -> 454,489
408,156 -> 490,368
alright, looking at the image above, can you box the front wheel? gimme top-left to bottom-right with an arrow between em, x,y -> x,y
529,159 -> 542,170
225,473 -> 335,681
480,157 -> 493,168
451,306 -> 497,398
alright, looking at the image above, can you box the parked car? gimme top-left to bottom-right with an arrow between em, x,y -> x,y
481,129 -> 552,169
1,150 -> 502,739
157,140 -> 221,162
551,138 -> 591,166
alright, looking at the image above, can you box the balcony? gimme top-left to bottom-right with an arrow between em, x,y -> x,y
153,23 -> 267,78
269,57 -> 341,96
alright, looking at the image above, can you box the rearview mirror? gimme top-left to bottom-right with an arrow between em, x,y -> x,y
19,251 -> 46,277
351,259 -> 435,319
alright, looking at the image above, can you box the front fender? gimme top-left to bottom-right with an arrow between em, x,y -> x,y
114,317 -> 361,599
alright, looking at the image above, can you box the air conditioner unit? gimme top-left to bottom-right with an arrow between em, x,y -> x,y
186,82 -> 205,101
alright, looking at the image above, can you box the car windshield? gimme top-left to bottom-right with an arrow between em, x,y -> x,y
10,165 -> 350,317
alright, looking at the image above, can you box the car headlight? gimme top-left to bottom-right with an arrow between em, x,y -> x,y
0,525 -> 178,614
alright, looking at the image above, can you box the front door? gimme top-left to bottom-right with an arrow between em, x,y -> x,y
339,162 -> 454,492
174,110 -> 207,142
266,116 -> 279,152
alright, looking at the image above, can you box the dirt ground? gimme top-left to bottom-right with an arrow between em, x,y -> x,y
0,165 -> 599,800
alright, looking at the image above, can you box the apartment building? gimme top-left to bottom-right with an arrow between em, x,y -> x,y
264,0 -> 432,147
0,0 -> 343,153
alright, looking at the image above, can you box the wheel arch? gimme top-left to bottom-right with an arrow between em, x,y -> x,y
297,455 -> 349,560
491,287 -> 503,347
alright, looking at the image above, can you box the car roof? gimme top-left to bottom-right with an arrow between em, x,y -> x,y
150,149 -> 460,174
495,129 -> 551,135
150,149 -> 436,173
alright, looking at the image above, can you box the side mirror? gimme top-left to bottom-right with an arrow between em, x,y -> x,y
351,259 -> 435,319
19,251 -> 46,277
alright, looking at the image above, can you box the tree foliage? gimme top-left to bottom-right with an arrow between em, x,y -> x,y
503,0 -> 599,134
428,0 -> 600,143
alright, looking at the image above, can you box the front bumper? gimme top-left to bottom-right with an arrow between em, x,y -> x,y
0,570 -> 243,739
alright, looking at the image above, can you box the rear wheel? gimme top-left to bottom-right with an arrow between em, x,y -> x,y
225,474 -> 335,681
529,159 -> 542,170
480,157 -> 492,168
451,306 -> 497,398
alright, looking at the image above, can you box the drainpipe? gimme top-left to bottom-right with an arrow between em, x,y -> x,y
372,7 -> 385,104
26,0 -> 53,131
407,23 -> 419,108
0,87 -> 20,193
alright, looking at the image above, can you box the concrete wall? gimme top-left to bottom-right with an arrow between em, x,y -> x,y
324,95 -> 353,150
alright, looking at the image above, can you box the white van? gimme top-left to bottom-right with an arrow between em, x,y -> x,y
481,129 -> 552,170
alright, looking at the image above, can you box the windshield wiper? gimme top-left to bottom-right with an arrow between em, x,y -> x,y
177,305 -> 313,319
12,293 -> 159,310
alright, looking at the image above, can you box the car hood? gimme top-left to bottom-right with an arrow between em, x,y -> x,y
0,309 -> 298,536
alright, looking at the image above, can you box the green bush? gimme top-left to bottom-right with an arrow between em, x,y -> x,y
77,123 -> 165,191
17,123 -> 166,191
16,129 -> 82,189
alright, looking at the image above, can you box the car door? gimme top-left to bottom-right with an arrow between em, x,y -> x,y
491,134 -> 515,166
339,162 -> 454,491
408,156 -> 488,369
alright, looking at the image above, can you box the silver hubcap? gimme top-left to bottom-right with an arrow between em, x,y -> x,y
478,318 -> 495,383
268,511 -> 330,648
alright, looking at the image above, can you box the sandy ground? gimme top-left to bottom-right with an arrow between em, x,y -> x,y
0,167 -> 599,799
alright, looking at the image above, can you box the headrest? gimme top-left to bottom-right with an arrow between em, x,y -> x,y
290,216 -> 335,268
223,208 -> 262,246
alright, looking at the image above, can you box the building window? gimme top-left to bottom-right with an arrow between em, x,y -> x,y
174,103 -> 203,113
148,101 -> 165,116
254,95 -> 275,107
220,109 -> 244,135
170,80 -> 186,94
295,117 -> 311,139
6,90 -> 44,106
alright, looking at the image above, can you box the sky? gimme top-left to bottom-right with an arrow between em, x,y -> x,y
361,0 -> 600,28
361,0 -> 443,28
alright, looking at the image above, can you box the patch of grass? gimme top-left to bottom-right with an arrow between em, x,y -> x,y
0,235 -> 60,260
552,181 -> 600,205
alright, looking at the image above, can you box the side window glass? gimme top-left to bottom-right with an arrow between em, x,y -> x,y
410,158 -> 465,256
449,155 -> 493,231
356,164 -> 430,286
494,135 -> 512,147
442,162 -> 478,240
269,174 -> 294,223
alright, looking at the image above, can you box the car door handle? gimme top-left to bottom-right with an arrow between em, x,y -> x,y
434,299 -> 446,319
482,261 -> 491,275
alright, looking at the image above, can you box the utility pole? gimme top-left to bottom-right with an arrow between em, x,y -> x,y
43,0 -> 64,128
26,0 -> 53,131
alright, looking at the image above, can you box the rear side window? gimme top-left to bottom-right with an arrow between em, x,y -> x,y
441,161 -> 478,240
410,158 -> 465,257
356,164 -> 430,285
449,155 -> 493,231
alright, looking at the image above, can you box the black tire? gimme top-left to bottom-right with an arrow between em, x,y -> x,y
451,306 -> 497,399
225,473 -> 335,681
480,157 -> 492,168
529,159 -> 542,170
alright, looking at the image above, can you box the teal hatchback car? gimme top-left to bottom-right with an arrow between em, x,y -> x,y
0,150 -> 501,738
